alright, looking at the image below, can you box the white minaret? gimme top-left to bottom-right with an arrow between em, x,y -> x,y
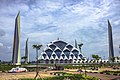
12,11 -> 21,65
25,38 -> 29,64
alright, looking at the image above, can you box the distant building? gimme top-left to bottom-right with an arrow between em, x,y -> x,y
25,38 -> 29,64
108,20 -> 114,62
39,39 -> 83,64
12,12 -> 21,65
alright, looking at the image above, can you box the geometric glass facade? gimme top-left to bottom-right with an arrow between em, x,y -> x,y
39,39 -> 83,64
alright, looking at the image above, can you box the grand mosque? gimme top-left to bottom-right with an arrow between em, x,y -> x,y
39,39 -> 84,64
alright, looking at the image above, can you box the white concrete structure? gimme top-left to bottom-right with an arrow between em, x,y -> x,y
39,39 -> 84,64
12,11 -> 21,65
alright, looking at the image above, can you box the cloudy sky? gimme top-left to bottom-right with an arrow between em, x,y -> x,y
0,0 -> 120,61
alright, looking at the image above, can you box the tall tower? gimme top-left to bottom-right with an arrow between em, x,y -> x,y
12,11 -> 21,65
25,38 -> 29,64
108,20 -> 114,62
75,39 -> 78,48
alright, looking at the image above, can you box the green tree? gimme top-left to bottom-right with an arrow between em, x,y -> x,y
21,56 -> 27,63
92,54 -> 100,69
92,54 -> 100,62
32,44 -> 42,79
111,57 -> 115,62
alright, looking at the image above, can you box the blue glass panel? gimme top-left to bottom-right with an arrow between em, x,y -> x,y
64,50 -> 70,58
53,41 -> 67,50
72,50 -> 79,58
45,49 -> 53,59
49,44 -> 56,51
55,49 -> 61,58
66,45 -> 73,51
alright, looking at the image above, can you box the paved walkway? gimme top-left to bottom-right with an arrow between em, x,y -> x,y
87,72 -> 120,80
50,70 -> 120,80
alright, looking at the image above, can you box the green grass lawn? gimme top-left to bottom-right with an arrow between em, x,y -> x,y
0,64 -> 15,71
101,70 -> 120,74
0,62 -> 119,71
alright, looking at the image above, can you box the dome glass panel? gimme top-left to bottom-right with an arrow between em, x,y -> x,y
53,41 -> 67,50
66,45 -> 73,51
49,44 -> 56,51
45,49 -> 53,59
64,50 -> 70,59
72,50 -> 79,58
55,49 -> 61,58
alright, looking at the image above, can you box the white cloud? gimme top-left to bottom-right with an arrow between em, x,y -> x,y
0,0 -> 119,61
35,15 -> 54,25
113,19 -> 120,25
0,43 -> 3,47
35,0 -> 63,12
7,46 -> 11,50
28,32 -> 53,38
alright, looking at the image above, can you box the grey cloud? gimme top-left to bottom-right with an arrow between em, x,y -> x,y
0,0 -> 119,61
0,29 -> 5,37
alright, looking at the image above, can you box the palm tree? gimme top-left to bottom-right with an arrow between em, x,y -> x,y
21,56 -> 27,63
32,44 -> 42,79
78,43 -> 83,53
